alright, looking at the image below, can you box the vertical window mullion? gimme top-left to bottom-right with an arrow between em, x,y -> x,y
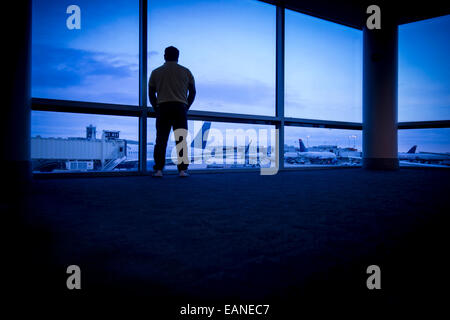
139,0 -> 148,173
276,6 -> 285,170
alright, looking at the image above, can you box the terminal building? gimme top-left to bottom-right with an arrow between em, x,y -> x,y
31,126 -> 127,172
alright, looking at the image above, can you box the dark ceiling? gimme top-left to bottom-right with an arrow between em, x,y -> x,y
262,0 -> 450,29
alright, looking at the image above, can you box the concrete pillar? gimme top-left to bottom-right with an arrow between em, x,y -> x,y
3,0 -> 32,192
362,14 -> 399,170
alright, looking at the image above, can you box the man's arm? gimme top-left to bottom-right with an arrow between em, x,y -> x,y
187,82 -> 196,109
149,85 -> 158,109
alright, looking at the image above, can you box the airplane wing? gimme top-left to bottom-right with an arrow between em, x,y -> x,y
399,161 -> 449,168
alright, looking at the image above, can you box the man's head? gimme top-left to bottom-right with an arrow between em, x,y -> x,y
164,46 -> 179,62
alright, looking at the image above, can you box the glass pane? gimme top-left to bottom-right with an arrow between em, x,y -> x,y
147,119 -> 276,171
285,9 -> 362,122
148,0 -> 276,116
31,111 -> 138,172
398,15 -> 450,121
398,128 -> 450,167
284,126 -> 362,167
32,0 -> 139,105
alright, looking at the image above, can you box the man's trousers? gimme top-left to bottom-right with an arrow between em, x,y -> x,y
153,102 -> 189,171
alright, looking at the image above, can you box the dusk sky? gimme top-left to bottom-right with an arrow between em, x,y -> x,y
399,14 -> 450,122
31,0 -> 449,153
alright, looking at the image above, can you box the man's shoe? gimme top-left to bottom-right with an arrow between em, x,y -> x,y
152,170 -> 163,177
179,170 -> 189,177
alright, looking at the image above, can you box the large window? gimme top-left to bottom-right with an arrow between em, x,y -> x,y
285,9 -> 362,122
398,15 -> 450,122
31,1 -> 371,175
147,0 -> 276,116
31,111 -> 138,172
284,126 -> 362,167
32,0 -> 139,105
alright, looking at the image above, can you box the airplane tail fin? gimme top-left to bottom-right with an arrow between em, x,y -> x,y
191,121 -> 211,149
245,140 -> 252,155
407,145 -> 417,154
245,140 -> 252,165
299,139 -> 307,152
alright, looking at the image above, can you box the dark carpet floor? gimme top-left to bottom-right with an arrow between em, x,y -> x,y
7,168 -> 449,316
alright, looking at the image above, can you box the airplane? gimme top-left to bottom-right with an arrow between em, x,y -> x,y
320,143 -> 449,167
204,139 -> 273,168
284,138 -> 337,164
398,145 -> 450,166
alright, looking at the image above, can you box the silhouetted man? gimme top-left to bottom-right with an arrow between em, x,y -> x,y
149,46 -> 196,177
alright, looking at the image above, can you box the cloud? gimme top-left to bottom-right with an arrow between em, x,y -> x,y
33,45 -> 278,112
32,44 -> 138,88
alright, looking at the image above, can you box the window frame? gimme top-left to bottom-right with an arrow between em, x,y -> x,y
31,0 -> 448,177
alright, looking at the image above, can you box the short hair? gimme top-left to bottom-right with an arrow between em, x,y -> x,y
164,46 -> 179,61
